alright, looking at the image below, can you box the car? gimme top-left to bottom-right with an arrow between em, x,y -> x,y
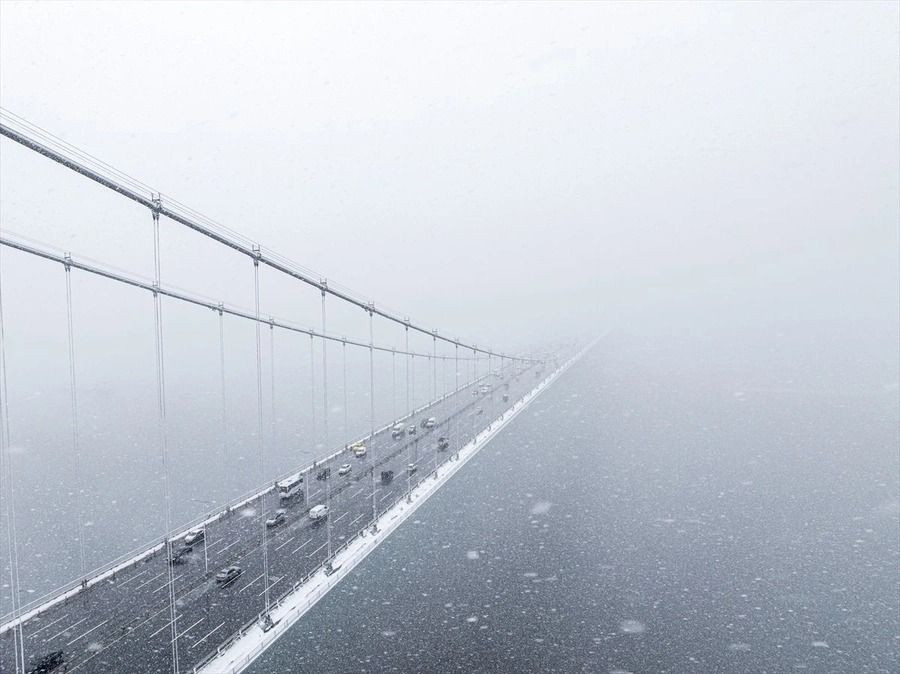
423,417 -> 436,429
502,394 -> 509,402
391,422 -> 405,439
27,650 -> 65,674
407,424 -> 417,435
380,470 -> 394,484
350,441 -> 367,457
168,545 -> 193,566
215,565 -> 242,585
476,408 -> 483,415
338,463 -> 352,476
316,467 -> 331,481
437,436 -> 450,451
184,528 -> 204,545
479,385 -> 490,395
265,509 -> 286,528
309,504 -> 328,520
407,463 -> 418,475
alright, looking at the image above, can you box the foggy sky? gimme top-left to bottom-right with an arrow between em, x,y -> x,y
1,1 -> 898,345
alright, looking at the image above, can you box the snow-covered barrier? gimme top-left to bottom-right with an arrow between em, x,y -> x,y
195,342 -> 592,674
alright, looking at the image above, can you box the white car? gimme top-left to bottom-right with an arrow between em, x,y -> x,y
338,463 -> 352,476
350,442 -> 367,457
407,463 -> 418,475
423,417 -> 436,429
184,528 -> 204,545
309,504 -> 329,520
407,424 -> 417,435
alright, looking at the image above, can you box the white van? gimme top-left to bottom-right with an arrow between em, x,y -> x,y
309,504 -> 329,521
391,422 -> 405,439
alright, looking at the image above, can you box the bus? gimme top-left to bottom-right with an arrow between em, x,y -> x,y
277,474 -> 303,500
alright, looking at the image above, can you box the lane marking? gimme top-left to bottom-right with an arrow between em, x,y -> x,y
274,536 -> 295,552
349,513 -> 364,527
66,619 -> 109,647
259,576 -> 284,597
116,568 -> 149,587
215,538 -> 240,557
190,621 -> 225,649
291,538 -> 313,554
152,573 -> 184,594
46,617 -> 87,643
238,573 -> 265,594
306,542 -> 327,559
29,613 -> 68,638
334,511 -> 349,523
133,570 -> 166,592
148,615 -> 181,640
174,617 -> 204,642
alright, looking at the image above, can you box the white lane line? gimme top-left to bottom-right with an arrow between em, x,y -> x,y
148,615 -> 181,640
274,536 -> 295,552
215,538 -> 241,556
29,613 -> 69,638
66,619 -> 109,646
134,570 -> 166,592
309,489 -> 322,499
46,617 -> 87,643
306,542 -> 327,559
152,573 -> 184,594
190,621 -> 225,649
380,491 -> 393,503
116,568 -> 149,587
238,572 -> 265,594
174,617 -> 204,642
351,487 -> 365,498
291,538 -> 313,555
334,511 -> 349,523
349,513 -> 364,527
258,576 -> 283,597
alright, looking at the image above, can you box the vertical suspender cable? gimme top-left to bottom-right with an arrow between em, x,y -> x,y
368,307 -> 374,437
309,334 -> 316,449
432,333 -> 437,402
270,321 -> 276,452
63,256 -> 87,578
0,249 -> 25,673
342,340 -> 348,442
405,325 -> 410,415
151,205 -> 180,674
252,252 -> 271,616
218,306 -> 227,463
320,289 -> 328,452
391,349 -> 396,421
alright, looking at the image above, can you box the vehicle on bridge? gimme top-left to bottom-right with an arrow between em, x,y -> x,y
350,441 -> 367,457
216,565 -> 242,586
338,463 -> 352,476
309,504 -> 329,520
184,527 -> 204,545
316,467 -> 331,481
422,416 -> 436,429
381,470 -> 394,484
503,393 -> 509,402
437,436 -> 450,451
407,424 -> 417,435
407,463 -> 418,475
277,474 -> 304,500
265,509 -> 286,528
476,408 -> 483,415
27,649 -> 64,673
168,545 -> 193,566
391,422 -> 405,439
479,385 -> 490,395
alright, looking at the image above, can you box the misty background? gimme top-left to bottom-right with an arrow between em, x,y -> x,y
1,0 -> 897,649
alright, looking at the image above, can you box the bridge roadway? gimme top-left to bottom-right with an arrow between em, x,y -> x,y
1,365 -> 540,674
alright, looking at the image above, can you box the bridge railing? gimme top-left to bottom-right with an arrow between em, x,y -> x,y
0,366 -> 506,629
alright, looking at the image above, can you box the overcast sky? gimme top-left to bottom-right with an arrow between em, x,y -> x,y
1,1 -> 898,348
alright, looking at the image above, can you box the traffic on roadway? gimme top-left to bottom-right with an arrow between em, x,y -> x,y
1,363 -> 542,674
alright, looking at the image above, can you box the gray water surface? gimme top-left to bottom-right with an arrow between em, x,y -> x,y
247,330 -> 899,673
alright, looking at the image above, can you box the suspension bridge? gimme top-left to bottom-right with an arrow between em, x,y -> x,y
0,112 -> 575,674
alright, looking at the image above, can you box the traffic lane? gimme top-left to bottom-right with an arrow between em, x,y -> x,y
2,370 -> 530,672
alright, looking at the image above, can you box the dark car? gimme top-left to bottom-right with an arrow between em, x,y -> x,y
216,565 -> 242,586
168,545 -> 193,566
265,509 -> 286,528
437,436 -> 450,451
380,470 -> 394,484
316,467 -> 331,481
28,651 -> 64,674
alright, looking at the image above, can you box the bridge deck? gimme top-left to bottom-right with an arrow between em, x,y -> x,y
1,366 -> 541,674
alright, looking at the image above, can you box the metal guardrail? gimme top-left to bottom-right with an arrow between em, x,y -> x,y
0,367 -> 512,629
